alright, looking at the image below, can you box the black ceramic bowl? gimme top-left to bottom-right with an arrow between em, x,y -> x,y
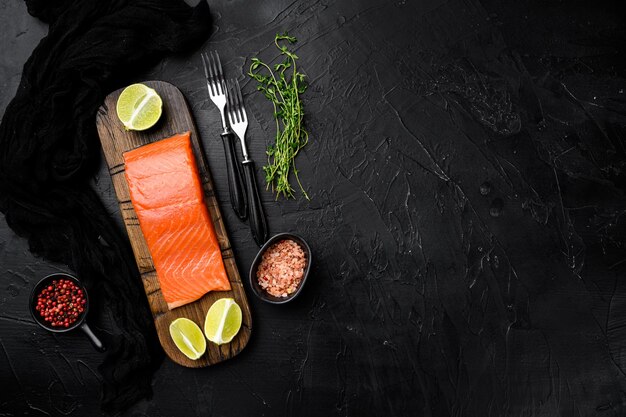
29,272 -> 105,351
249,233 -> 312,304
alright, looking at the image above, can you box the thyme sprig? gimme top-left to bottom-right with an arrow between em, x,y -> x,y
248,34 -> 309,200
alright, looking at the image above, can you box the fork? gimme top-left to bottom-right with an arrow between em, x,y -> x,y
226,79 -> 268,246
201,51 -> 247,220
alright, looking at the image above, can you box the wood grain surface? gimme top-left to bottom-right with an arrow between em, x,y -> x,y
95,80 -> 251,368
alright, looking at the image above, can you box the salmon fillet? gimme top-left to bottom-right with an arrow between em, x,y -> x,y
123,132 -> 231,309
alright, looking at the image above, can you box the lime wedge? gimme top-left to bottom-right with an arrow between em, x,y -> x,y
169,317 -> 206,360
204,298 -> 242,345
116,83 -> 162,131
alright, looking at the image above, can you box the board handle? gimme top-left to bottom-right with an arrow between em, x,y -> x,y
221,132 -> 248,220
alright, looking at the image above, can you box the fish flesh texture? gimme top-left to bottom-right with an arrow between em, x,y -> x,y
124,132 -> 231,309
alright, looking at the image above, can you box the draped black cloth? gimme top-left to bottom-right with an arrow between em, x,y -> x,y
0,0 -> 212,412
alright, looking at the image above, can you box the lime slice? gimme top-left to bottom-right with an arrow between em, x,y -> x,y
169,317 -> 206,360
116,83 -> 162,131
204,298 -> 242,345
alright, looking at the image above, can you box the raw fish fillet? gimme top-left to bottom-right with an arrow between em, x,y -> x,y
124,132 -> 231,309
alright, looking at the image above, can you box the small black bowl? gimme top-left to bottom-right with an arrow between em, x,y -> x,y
249,233 -> 312,304
30,273 -> 105,352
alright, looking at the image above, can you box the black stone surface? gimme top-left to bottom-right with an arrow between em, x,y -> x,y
1,0 -> 625,416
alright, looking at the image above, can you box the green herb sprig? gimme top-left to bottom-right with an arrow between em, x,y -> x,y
248,34 -> 309,200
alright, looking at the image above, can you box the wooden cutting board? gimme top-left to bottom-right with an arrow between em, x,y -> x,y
95,80 -> 251,368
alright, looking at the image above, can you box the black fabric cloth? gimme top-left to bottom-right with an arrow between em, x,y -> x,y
0,0 -> 212,412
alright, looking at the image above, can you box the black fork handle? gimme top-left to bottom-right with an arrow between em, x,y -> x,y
221,132 -> 247,220
242,160 -> 268,246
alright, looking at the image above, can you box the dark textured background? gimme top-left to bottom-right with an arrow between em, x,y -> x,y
2,0 -> 626,416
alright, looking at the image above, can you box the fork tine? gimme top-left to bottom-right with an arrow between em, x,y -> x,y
209,51 -> 219,95
214,51 -> 225,84
202,52 -> 215,96
200,52 -> 209,79
220,79 -> 228,103
225,79 -> 235,124
234,79 -> 247,122
208,51 -> 222,95
229,80 -> 239,123
229,79 -> 241,123
231,79 -> 244,123
229,79 -> 242,122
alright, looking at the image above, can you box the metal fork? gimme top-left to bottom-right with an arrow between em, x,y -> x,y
226,79 -> 268,246
201,51 -> 247,220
